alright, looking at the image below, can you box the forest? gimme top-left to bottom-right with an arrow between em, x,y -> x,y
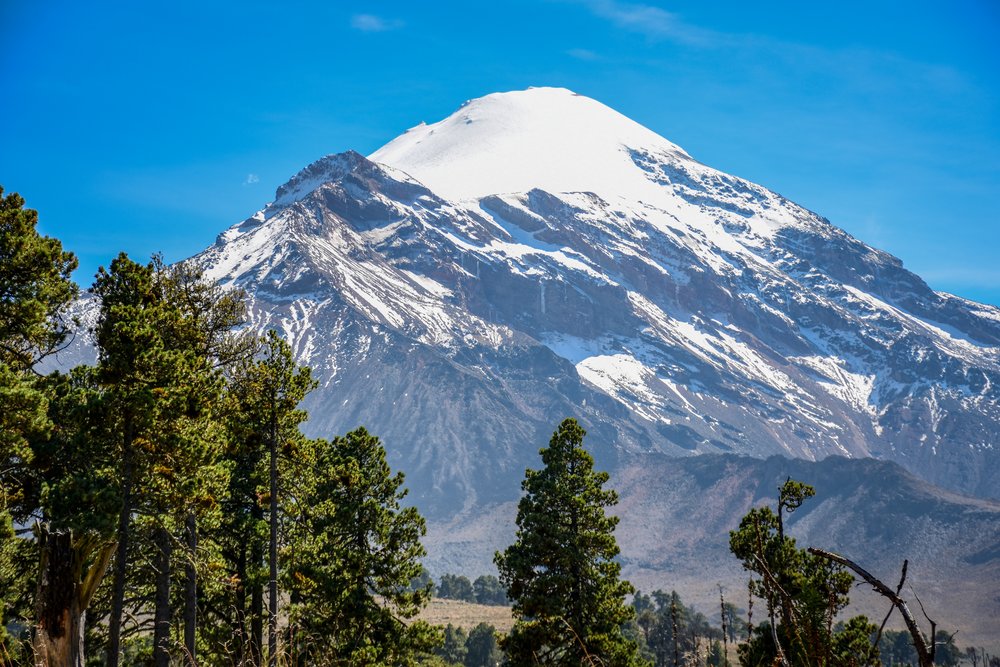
0,186 -> 990,666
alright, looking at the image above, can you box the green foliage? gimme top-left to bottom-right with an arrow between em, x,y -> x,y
0,186 -> 78,371
431,572 -> 506,606
495,418 -> 646,666
410,565 -> 435,594
473,575 -> 507,606
287,427 -> 438,665
0,186 -> 79,659
632,589 -> 722,667
91,253 -> 246,664
201,328 -> 315,664
0,522 -> 33,662
92,254 -> 237,525
434,624 -> 468,664
729,479 -> 879,667
706,639 -> 725,667
438,573 -> 476,602
464,623 -> 502,667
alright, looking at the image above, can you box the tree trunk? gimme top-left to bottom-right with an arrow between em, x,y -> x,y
153,526 -> 173,667
807,548 -> 936,667
250,521 -> 263,667
107,426 -> 134,667
236,544 -> 248,665
34,529 -> 115,667
184,513 -> 197,666
671,596 -> 680,667
268,399 -> 279,667
34,529 -> 83,667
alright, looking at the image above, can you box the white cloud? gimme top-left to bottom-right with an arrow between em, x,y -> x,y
567,48 -> 602,61
350,13 -> 403,32
244,173 -> 260,186
572,0 -> 717,44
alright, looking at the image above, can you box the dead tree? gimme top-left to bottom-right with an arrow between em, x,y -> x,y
807,548 -> 936,667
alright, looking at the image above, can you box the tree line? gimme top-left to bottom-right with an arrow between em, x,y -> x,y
432,574 -> 508,606
0,187 -> 973,665
1,188 -> 436,665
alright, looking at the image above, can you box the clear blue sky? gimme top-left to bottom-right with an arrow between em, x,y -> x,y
3,1 -> 998,305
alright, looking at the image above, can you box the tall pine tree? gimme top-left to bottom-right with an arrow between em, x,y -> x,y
205,330 -> 315,666
94,254 -> 241,666
0,186 -> 97,665
495,418 -> 646,667
287,427 -> 439,665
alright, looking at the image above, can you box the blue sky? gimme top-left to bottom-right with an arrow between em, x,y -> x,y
3,1 -> 999,305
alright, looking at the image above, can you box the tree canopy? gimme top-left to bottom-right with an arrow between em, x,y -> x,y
495,417 -> 646,667
729,479 -> 879,667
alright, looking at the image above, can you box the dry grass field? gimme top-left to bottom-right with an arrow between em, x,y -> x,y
414,599 -> 514,633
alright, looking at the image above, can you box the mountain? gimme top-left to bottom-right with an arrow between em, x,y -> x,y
49,85 -> 1000,644
171,87 -> 998,510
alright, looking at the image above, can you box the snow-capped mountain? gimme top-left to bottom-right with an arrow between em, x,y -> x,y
46,87 -> 1000,642
185,87 -> 1000,511
52,87 -> 1000,511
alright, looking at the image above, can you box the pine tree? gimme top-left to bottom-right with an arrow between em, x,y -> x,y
94,254 -> 241,666
464,623 -> 502,667
0,186 -> 95,664
438,574 -> 475,602
472,574 -> 506,606
203,330 -> 315,665
435,624 -> 468,664
729,479 -> 879,667
287,427 -> 439,665
495,418 -> 646,667
0,186 -> 78,370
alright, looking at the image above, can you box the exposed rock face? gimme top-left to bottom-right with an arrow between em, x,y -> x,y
48,86 -> 1000,644
197,92 -> 1000,507
51,88 -> 1000,510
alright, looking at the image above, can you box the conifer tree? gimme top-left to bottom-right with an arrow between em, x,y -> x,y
287,427 -> 439,665
464,623 -> 503,667
206,330 -> 315,665
495,418 -> 646,667
729,479 -> 879,667
0,186 -> 78,370
94,254 -> 241,667
0,186 -> 96,664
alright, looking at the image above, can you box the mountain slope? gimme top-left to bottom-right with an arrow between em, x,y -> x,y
51,88 -> 1000,505
425,453 -> 1000,649
170,89 -> 1000,510
48,86 -> 1000,643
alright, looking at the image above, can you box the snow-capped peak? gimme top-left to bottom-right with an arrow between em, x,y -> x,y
370,87 -> 691,202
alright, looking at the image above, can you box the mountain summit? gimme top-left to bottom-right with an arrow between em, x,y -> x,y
370,87 -> 690,202
57,89 -> 1000,509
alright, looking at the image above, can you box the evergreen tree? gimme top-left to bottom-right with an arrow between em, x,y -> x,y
438,574 -> 476,602
0,186 -> 78,370
94,254 -> 240,666
204,329 -> 315,665
495,418 -> 646,666
0,186 -> 99,664
729,479 -> 879,667
472,575 -> 507,606
435,624 -> 468,664
464,623 -> 502,667
631,589 -> 722,667
287,427 -> 439,665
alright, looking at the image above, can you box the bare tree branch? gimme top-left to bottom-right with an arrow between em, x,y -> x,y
874,559 -> 908,649
807,548 -> 934,667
